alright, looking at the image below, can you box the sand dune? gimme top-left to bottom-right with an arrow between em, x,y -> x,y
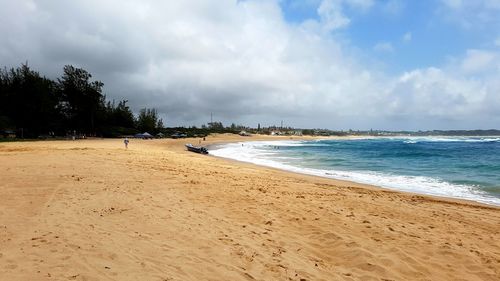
0,136 -> 499,280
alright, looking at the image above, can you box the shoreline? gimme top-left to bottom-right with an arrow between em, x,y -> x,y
210,150 -> 499,210
206,135 -> 500,209
1,136 -> 499,280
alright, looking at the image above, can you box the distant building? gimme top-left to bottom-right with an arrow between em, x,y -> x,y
1,130 -> 16,138
134,132 -> 154,139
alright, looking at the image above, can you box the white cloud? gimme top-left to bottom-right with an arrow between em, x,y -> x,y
460,49 -> 498,74
373,42 -> 394,52
317,0 -> 351,31
382,0 -> 404,15
439,0 -> 500,28
0,0 -> 499,129
402,32 -> 412,43
384,49 -> 500,127
316,0 -> 374,31
389,67 -> 483,118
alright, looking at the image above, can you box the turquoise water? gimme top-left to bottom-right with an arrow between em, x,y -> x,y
210,137 -> 500,205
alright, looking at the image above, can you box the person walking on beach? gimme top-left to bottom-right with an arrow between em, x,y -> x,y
124,137 -> 129,149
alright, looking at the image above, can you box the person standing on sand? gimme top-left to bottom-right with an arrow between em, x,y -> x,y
124,137 -> 129,149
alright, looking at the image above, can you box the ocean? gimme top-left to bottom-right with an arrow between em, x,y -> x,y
210,137 -> 500,206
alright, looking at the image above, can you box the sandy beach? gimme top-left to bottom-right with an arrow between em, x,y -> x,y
0,135 -> 499,281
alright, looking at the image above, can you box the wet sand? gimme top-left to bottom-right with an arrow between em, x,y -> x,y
0,135 -> 499,280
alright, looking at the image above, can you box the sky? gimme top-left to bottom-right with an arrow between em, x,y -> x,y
1,0 -> 500,130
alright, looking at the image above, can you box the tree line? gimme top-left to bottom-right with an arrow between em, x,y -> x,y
0,64 -> 163,138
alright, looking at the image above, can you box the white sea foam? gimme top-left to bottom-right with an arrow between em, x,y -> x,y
210,141 -> 500,206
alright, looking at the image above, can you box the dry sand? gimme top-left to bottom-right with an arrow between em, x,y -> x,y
0,135 -> 499,281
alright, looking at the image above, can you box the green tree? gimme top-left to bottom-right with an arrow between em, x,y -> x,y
58,65 -> 105,135
106,100 -> 135,129
208,121 -> 224,130
136,108 -> 163,134
101,99 -> 136,136
0,64 -> 60,137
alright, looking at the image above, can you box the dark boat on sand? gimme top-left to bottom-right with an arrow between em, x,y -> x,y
185,143 -> 209,154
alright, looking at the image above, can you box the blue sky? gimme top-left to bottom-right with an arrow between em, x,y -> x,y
280,0 -> 499,72
1,0 -> 500,130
